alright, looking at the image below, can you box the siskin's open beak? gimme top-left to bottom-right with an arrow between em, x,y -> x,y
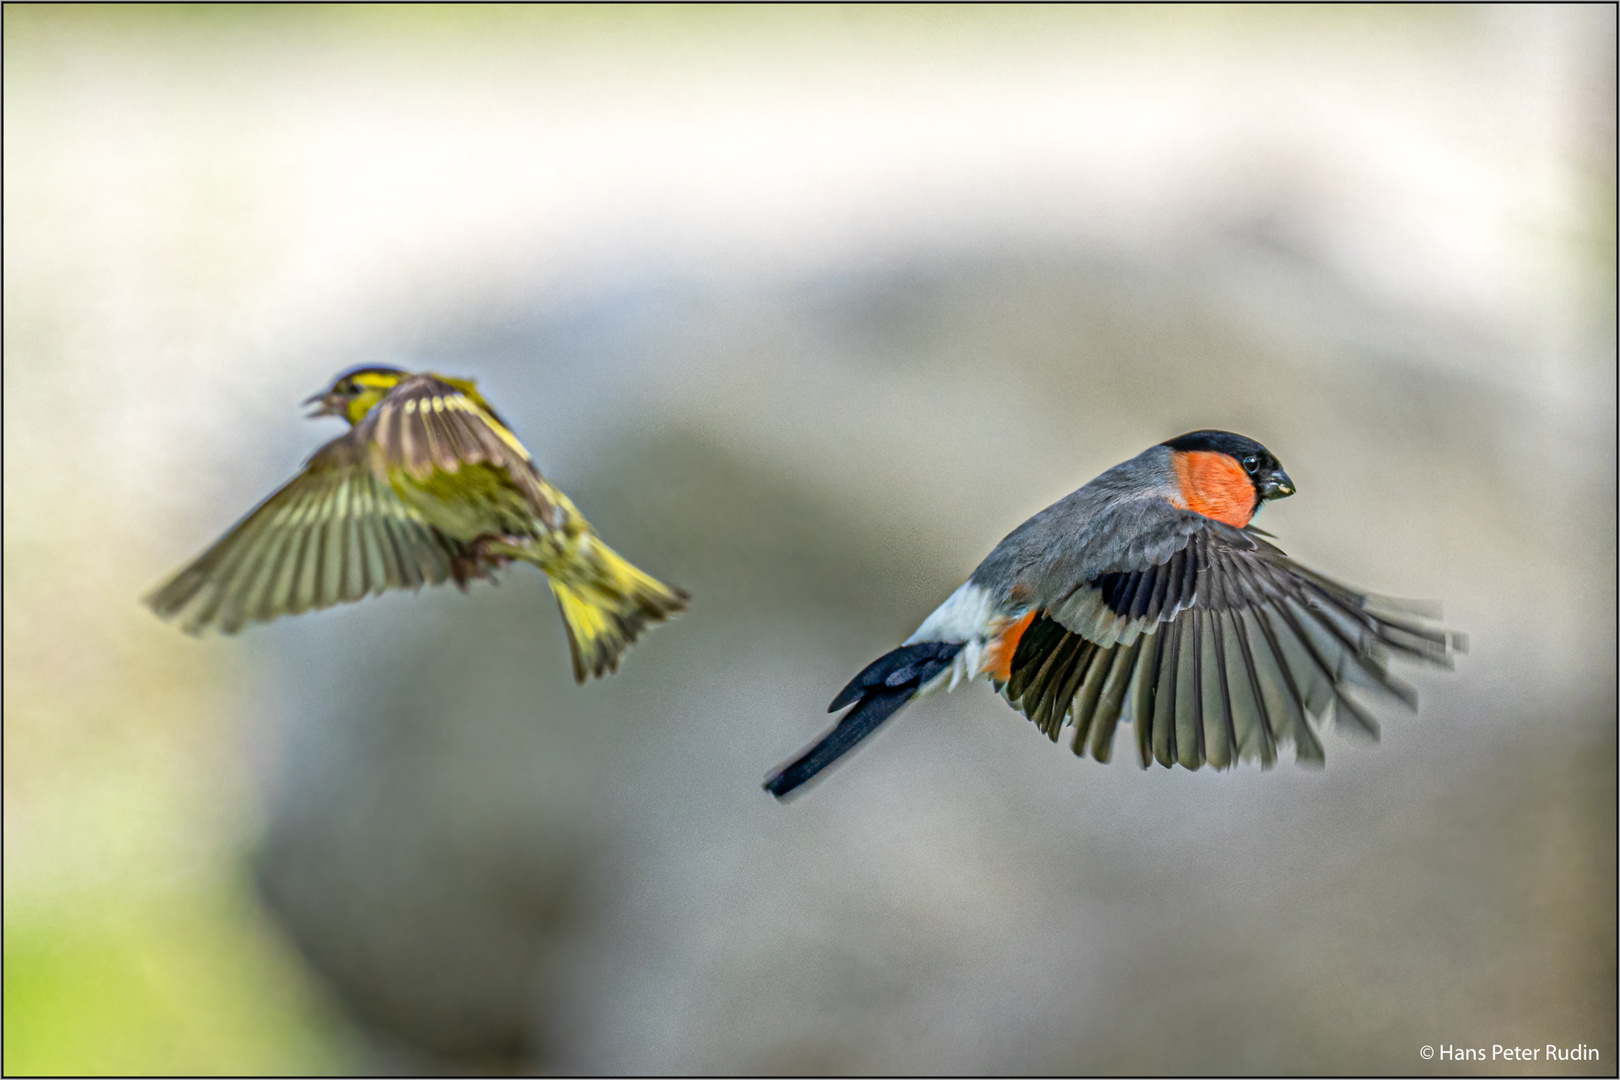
1260,469 -> 1296,501
303,390 -> 344,419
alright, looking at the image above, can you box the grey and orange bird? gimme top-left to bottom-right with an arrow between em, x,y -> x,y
764,431 -> 1464,798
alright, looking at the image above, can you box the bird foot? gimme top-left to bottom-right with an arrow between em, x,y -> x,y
452,541 -> 510,592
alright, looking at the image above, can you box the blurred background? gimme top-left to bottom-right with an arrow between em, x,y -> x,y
4,5 -> 1615,1075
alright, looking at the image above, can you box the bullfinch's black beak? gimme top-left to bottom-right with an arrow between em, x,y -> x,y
1260,470 -> 1296,500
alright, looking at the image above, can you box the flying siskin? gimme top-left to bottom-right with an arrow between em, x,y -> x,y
147,367 -> 687,681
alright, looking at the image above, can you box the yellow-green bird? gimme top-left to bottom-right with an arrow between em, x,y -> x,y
147,367 -> 688,681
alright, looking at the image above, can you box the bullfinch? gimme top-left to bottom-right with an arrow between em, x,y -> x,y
765,430 -> 1463,799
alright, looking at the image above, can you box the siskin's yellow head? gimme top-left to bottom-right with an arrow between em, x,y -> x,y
305,367 -> 492,427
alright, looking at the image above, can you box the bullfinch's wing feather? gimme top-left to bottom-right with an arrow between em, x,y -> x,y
359,375 -> 560,526
146,433 -> 473,634
1001,514 -> 1461,769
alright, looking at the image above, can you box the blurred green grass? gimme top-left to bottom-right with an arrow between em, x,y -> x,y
4,881 -> 351,1075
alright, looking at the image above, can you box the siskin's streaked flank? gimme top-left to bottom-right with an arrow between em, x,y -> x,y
147,367 -> 687,682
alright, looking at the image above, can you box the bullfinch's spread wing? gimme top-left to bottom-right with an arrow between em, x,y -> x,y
998,510 -> 1455,769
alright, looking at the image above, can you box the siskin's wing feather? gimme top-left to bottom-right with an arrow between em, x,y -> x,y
359,375 -> 560,528
146,432 -> 470,634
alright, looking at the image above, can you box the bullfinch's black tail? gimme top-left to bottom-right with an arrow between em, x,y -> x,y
764,641 -> 964,799
763,688 -> 915,798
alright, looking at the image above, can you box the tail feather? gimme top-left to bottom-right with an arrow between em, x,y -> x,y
766,640 -> 965,799
764,689 -> 916,799
828,640 -> 967,711
546,537 -> 687,682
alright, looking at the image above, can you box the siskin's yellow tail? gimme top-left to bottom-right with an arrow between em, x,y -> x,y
544,535 -> 688,682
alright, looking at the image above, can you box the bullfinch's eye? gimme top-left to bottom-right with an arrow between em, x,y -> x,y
1241,455 -> 1260,474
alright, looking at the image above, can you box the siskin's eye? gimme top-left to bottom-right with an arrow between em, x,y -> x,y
1241,455 -> 1260,474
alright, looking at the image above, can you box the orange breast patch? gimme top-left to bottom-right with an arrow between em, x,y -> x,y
983,610 -> 1038,682
1171,450 -> 1256,528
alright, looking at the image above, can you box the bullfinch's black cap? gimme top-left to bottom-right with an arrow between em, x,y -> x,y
1160,430 -> 1272,459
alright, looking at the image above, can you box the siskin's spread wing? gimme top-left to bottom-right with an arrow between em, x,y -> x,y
146,432 -> 472,634
357,375 -> 560,528
999,509 -> 1464,769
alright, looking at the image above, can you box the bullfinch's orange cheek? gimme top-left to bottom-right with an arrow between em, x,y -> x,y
1171,451 -> 1256,528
